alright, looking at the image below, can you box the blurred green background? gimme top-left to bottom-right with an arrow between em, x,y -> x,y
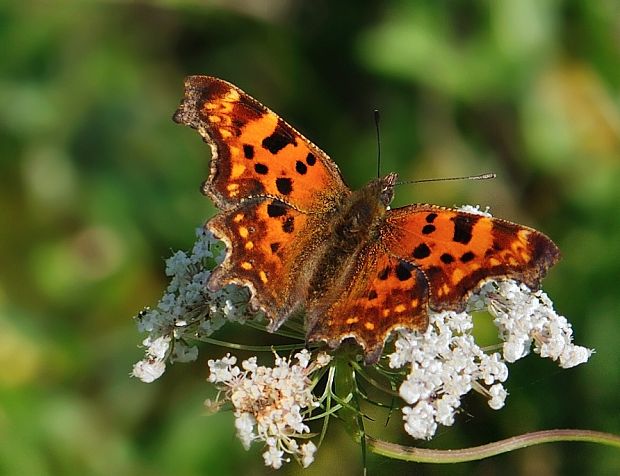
1,1 -> 619,475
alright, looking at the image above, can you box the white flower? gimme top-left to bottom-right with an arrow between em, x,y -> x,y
133,229 -> 259,382
158,293 -> 177,312
263,444 -> 285,469
559,345 -> 593,369
207,353 -> 238,383
190,227 -> 213,262
165,250 -> 191,278
300,441 -> 317,468
457,204 -> 492,217
235,412 -> 256,450
481,281 -> 593,368
390,279 -> 592,440
391,309 -> 506,440
295,349 -> 311,368
207,351 -> 324,469
315,352 -> 332,367
402,401 -> 437,440
132,359 -> 166,383
488,383 -> 508,410
143,335 -> 171,359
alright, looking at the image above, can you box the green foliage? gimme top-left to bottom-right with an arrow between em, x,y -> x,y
1,1 -> 619,474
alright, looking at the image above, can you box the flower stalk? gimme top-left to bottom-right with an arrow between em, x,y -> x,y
367,429 -> 620,463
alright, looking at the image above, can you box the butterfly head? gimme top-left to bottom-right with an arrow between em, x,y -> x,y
373,172 -> 398,207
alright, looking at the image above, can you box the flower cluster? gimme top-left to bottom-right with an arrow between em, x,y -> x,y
477,280 -> 592,368
389,310 -> 509,440
132,228 -> 257,383
207,350 -> 331,469
390,280 -> 592,440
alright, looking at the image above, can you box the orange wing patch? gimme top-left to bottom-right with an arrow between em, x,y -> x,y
207,199 -> 311,320
307,246 -> 429,364
382,205 -> 560,311
173,76 -> 349,212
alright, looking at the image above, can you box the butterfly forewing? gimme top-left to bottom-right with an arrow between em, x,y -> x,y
381,205 -> 561,311
173,76 -> 349,212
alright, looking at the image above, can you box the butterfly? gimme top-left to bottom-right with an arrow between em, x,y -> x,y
173,76 -> 560,364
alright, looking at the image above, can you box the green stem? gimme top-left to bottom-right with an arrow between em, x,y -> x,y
196,336 -> 305,352
367,429 -> 620,463
351,361 -> 400,397
240,319 -> 303,339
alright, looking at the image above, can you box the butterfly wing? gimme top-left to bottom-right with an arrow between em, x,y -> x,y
381,205 -> 561,311
306,205 -> 560,364
173,76 -> 350,212
306,242 -> 429,364
208,199 -> 333,328
174,76 -> 350,328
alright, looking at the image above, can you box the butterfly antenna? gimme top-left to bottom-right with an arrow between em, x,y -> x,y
396,172 -> 496,186
374,109 -> 381,178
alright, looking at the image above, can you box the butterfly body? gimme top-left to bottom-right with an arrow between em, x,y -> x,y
173,76 -> 560,364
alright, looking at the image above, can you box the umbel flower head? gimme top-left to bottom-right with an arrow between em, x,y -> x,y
133,226 -> 592,469
206,350 -> 330,468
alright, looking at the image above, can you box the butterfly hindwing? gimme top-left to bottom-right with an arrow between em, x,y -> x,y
306,244 -> 429,364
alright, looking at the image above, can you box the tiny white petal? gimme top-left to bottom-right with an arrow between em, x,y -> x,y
315,352 -> 332,367
488,384 -> 508,410
402,402 -> 437,440
559,345 -> 593,368
144,335 -> 171,359
295,349 -> 311,368
235,412 -> 256,450
300,441 -> 317,467
263,445 -> 285,469
132,359 -> 166,383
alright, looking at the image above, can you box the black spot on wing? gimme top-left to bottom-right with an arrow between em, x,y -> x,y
276,177 -> 293,195
368,290 -> 378,300
262,125 -> 296,154
412,243 -> 431,259
440,253 -> 455,264
426,213 -> 437,223
295,160 -> 307,175
460,251 -> 475,263
282,216 -> 294,233
422,224 -> 436,235
306,153 -> 316,166
270,242 -> 280,253
452,215 -> 477,244
378,266 -> 390,280
243,144 -> 254,159
395,261 -> 414,281
254,163 -> 268,175
267,202 -> 287,218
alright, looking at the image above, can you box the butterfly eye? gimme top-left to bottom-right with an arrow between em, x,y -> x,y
378,172 -> 398,206
380,186 -> 394,206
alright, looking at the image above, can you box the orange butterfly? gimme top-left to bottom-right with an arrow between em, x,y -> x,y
173,76 -> 560,364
